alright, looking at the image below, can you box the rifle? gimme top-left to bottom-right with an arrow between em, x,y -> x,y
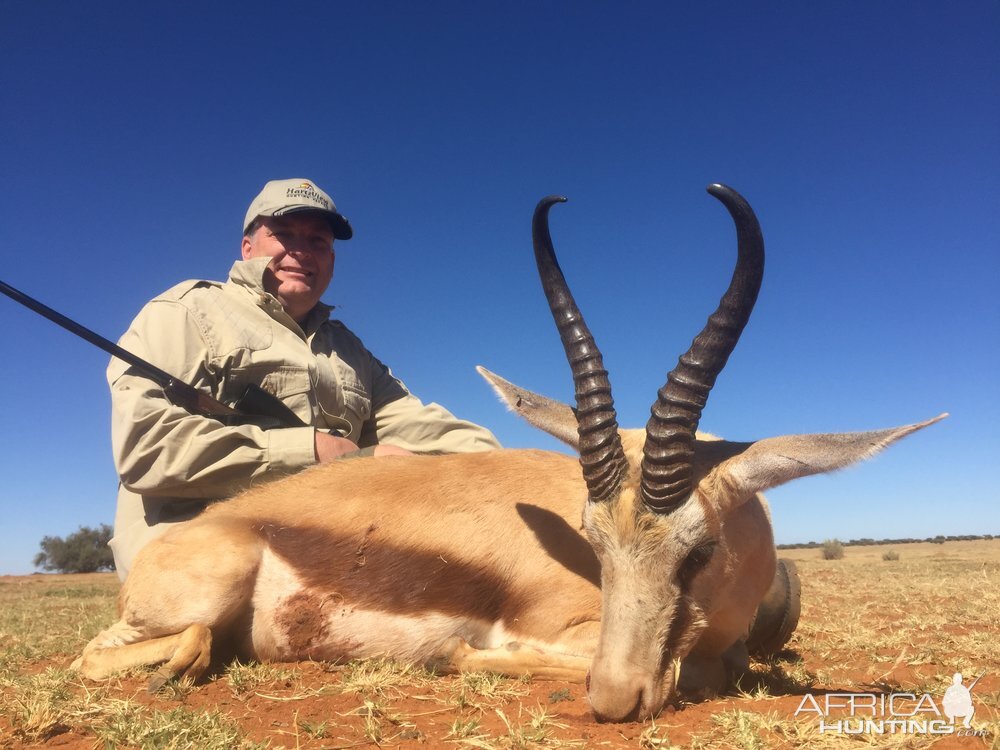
0,278 -> 306,428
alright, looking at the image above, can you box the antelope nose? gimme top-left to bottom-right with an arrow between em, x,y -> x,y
588,674 -> 646,723
591,691 -> 642,723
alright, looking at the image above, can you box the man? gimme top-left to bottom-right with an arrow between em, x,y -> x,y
108,178 -> 500,580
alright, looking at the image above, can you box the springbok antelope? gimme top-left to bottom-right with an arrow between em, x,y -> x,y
73,184 -> 944,722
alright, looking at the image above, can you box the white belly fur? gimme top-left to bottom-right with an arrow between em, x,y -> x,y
249,548 -> 498,663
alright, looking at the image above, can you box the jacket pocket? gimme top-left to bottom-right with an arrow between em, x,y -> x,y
342,386 -> 372,423
259,367 -> 313,398
316,380 -> 372,436
224,365 -> 314,422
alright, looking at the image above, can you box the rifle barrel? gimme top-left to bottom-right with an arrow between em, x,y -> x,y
0,278 -> 305,425
0,278 -> 176,388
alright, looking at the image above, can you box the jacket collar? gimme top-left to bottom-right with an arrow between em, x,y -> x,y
226,257 -> 333,334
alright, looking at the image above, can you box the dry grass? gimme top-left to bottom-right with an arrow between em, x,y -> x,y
1,539 -> 997,748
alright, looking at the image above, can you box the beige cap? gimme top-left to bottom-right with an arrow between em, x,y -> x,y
243,178 -> 353,240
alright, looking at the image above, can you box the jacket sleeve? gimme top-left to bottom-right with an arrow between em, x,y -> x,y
359,355 -> 502,454
108,297 -> 317,499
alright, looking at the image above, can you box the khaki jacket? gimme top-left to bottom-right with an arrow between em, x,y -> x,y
109,257 -> 499,577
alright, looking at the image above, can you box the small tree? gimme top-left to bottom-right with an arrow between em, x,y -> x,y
34,524 -> 115,573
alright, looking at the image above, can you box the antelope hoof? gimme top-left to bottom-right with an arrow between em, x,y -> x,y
147,669 -> 173,694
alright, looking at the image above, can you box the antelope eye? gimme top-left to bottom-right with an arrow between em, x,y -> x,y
678,542 -> 716,588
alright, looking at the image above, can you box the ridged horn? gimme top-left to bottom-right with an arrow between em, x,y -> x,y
640,184 -> 765,513
533,195 -> 627,502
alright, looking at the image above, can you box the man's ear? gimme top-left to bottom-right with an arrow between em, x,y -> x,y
241,234 -> 253,260
704,414 -> 947,514
476,366 -> 580,449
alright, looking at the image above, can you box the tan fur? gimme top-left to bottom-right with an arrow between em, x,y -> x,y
76,451 -> 603,684
74,394 -> 944,722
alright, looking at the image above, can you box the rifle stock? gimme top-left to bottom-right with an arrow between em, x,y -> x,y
1,278 -> 306,428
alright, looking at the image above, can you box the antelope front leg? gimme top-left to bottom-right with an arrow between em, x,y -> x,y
72,621 -> 213,692
431,637 -> 591,682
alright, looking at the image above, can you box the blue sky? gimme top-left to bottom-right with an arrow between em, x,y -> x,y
1,2 -> 996,574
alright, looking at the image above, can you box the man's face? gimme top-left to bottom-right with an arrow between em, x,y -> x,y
241,212 -> 335,322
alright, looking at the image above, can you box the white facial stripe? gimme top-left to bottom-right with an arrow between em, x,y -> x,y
670,495 -> 712,549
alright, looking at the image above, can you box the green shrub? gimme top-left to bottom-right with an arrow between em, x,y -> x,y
821,539 -> 844,560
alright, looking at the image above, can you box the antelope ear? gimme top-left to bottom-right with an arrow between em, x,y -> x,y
706,414 -> 947,512
476,366 -> 580,449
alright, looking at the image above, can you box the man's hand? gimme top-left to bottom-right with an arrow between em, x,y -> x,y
314,431 -> 413,462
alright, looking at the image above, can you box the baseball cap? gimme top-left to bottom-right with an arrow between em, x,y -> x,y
243,178 -> 353,240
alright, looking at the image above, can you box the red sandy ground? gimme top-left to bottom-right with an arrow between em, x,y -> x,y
1,571 -> 995,749
4,656 -> 995,748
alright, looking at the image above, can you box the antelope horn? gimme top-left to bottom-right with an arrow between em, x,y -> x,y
640,184 -> 765,513
533,195 -> 627,502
